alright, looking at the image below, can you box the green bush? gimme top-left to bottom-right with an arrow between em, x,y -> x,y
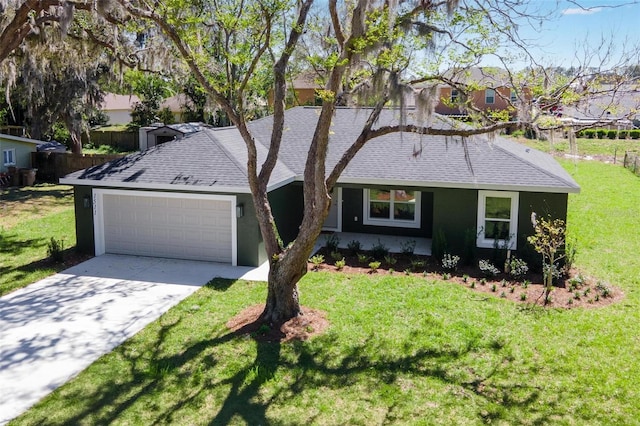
607,130 -> 617,139
618,130 -> 628,139
630,129 -> 640,140
47,237 -> 65,263
583,129 -> 596,139
596,129 -> 607,139
371,240 -> 389,260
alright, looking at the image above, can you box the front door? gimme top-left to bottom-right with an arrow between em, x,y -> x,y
322,187 -> 342,231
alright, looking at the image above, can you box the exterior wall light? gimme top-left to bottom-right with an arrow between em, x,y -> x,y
83,194 -> 91,209
236,204 -> 244,218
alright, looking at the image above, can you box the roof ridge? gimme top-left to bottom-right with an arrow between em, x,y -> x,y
492,138 -> 579,189
201,129 -> 248,178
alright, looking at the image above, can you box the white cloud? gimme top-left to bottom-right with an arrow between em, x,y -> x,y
562,7 -> 603,15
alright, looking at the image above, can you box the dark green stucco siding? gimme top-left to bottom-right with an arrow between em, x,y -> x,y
431,188 -> 478,255
431,189 -> 569,265
269,183 -> 304,245
515,192 -> 569,266
72,181 -> 570,269
74,186 -> 95,254
235,193 -> 263,266
341,186 -> 434,238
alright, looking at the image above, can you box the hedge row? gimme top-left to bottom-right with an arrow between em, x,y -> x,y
578,129 -> 640,140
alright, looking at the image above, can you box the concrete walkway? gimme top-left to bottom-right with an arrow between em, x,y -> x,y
0,254 -> 268,425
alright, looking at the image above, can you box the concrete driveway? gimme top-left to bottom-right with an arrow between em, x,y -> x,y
0,254 -> 268,425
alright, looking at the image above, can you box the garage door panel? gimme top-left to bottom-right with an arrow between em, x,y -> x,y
102,193 -> 233,263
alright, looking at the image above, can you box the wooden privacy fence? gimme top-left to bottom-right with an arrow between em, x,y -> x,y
623,151 -> 640,176
82,129 -> 139,151
32,152 -> 125,182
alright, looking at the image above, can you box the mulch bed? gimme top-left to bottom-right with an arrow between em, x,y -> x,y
226,304 -> 329,343
309,247 -> 623,310
227,247 -> 622,343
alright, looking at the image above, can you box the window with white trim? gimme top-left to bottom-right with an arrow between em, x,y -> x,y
485,88 -> 495,104
477,190 -> 519,249
509,89 -> 517,102
2,149 -> 15,166
450,89 -> 459,103
364,189 -> 421,228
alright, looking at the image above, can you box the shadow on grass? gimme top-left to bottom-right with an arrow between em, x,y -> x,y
0,245 -> 88,296
206,277 -> 235,292
0,231 -> 45,258
0,186 -> 73,204
15,312 -> 555,425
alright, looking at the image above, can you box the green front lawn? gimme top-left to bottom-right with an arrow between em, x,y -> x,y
11,161 -> 640,424
0,184 -> 78,295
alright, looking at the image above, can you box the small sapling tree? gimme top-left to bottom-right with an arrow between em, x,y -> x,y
527,213 -> 566,305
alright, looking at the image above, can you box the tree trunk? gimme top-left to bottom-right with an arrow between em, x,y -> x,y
261,253 -> 308,324
69,129 -> 83,154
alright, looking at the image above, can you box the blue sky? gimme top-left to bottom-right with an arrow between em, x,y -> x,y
506,0 -> 640,68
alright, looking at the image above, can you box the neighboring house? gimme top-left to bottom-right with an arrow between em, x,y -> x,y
558,84 -> 640,130
61,107 -> 579,267
100,93 -> 193,125
0,134 -> 41,173
428,67 -> 530,118
268,71 -> 324,107
100,94 -> 141,125
139,122 -> 211,150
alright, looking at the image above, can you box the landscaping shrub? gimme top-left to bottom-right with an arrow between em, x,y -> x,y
479,259 -> 500,277
309,254 -> 324,270
330,251 -> 343,262
384,255 -> 397,266
596,129 -> 607,139
47,237 -> 65,263
400,240 -> 416,255
441,253 -> 460,271
325,234 -> 340,252
347,239 -> 362,255
371,239 -> 389,259
368,261 -> 381,273
583,129 -> 596,139
630,129 -> 640,140
508,257 -> 529,279
607,130 -> 617,140
618,130 -> 628,139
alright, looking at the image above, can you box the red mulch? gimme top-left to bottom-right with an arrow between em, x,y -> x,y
226,304 -> 329,343
309,247 -> 623,309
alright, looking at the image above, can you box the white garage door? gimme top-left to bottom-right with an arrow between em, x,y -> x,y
99,192 -> 234,263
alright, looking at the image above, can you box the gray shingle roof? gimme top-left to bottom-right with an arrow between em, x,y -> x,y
63,129 -> 294,192
249,107 -> 579,193
63,106 -> 579,194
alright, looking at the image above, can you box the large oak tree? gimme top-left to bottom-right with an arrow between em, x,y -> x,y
2,1 -> 637,322
105,0 -> 640,324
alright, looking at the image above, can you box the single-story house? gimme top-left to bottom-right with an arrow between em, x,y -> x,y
1,134 -> 41,173
61,107 -> 579,267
